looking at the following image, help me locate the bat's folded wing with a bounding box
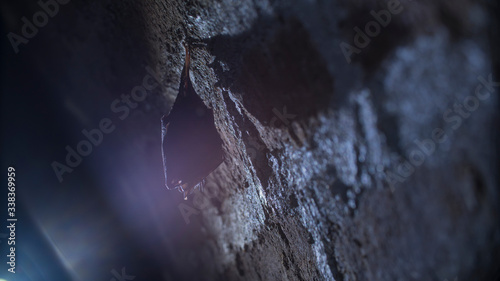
[161,115,173,189]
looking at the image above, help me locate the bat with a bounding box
[161,42,224,200]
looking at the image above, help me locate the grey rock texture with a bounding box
[2,0,499,280]
[146,1,500,280]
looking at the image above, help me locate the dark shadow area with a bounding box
[204,15,335,126]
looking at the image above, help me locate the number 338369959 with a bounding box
[7,167,15,212]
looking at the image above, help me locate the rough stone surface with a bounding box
[3,0,499,280]
[144,1,500,280]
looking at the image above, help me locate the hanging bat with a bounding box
[161,42,224,200]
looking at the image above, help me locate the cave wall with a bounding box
[2,0,499,280]
[143,0,500,280]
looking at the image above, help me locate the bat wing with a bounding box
[161,115,172,189]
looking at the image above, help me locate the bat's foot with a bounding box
[178,183,191,199]
[177,179,206,200]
